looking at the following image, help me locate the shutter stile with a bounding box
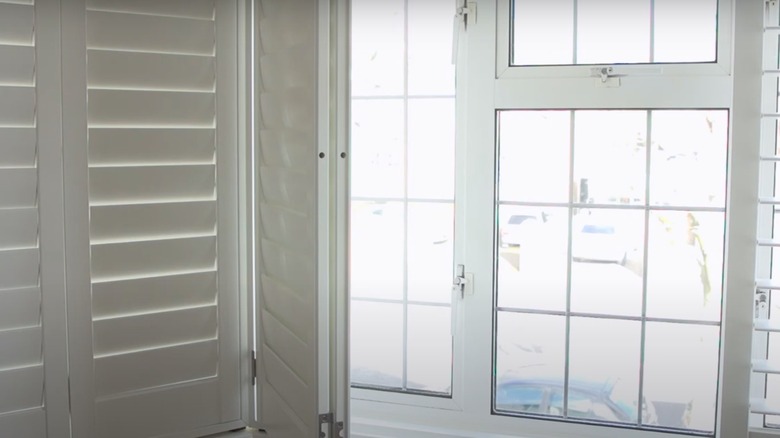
[84,2,230,436]
[0,1,46,436]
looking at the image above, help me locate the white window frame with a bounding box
[495,0,734,79]
[351,1,761,438]
[749,0,780,436]
[346,0,465,413]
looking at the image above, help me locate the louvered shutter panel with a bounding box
[82,1,241,436]
[255,0,332,435]
[0,1,46,437]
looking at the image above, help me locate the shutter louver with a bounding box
[84,2,236,436]
[0,1,46,437]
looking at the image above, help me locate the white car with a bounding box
[499,213,544,248]
[572,222,627,265]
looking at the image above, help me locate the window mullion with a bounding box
[563,110,576,419]
[637,110,653,426]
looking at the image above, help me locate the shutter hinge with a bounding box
[319,412,334,438]
[251,350,257,385]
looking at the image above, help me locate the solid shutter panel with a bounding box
[0,1,46,436]
[83,1,241,436]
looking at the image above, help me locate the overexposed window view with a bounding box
[511,0,718,66]
[496,110,727,433]
[350,0,455,395]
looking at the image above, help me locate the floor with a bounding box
[206,429,265,437]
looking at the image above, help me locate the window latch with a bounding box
[590,66,622,88]
[453,264,473,299]
[757,289,769,318]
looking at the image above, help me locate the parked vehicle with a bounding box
[496,375,659,426]
[572,221,627,264]
[499,213,544,248]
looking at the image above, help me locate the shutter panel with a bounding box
[0,1,46,436]
[255,0,331,436]
[82,1,241,436]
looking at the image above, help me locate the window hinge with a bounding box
[456,2,476,29]
[251,350,257,386]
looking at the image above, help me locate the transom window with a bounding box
[510,0,719,66]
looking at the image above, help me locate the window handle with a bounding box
[453,264,473,299]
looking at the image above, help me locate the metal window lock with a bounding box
[453,264,474,298]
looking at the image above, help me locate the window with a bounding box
[750,0,780,430]
[510,0,718,66]
[350,1,760,438]
[350,0,456,396]
[495,109,727,433]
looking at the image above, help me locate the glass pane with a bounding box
[351,0,404,96]
[408,0,455,95]
[654,0,717,63]
[766,332,780,427]
[408,202,454,304]
[350,99,405,198]
[774,209,780,279]
[573,111,646,206]
[497,206,568,312]
[408,98,455,200]
[644,323,719,432]
[496,313,566,415]
[571,209,645,317]
[510,0,718,66]
[512,0,574,66]
[350,201,404,300]
[649,110,728,208]
[407,305,452,392]
[568,318,641,424]
[646,211,725,321]
[498,111,571,203]
[577,0,651,65]
[768,376,780,427]
[350,301,403,387]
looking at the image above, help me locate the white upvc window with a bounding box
[750,0,780,435]
[349,0,459,406]
[350,1,761,438]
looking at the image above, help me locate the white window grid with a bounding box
[492,109,728,434]
[349,0,456,397]
[751,0,780,430]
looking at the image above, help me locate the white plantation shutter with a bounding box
[0,1,46,436]
[255,0,334,436]
[63,1,242,437]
